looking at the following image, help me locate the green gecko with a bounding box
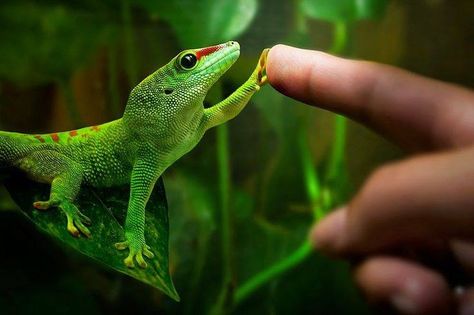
[0,41,268,268]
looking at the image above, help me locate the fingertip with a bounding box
[355,257,452,315]
[267,44,296,91]
[266,44,363,114]
[310,207,349,255]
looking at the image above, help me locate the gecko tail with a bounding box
[0,131,14,167]
[0,131,31,167]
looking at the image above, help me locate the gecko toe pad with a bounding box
[254,48,269,87]
[115,241,155,269]
[61,203,92,238]
[115,240,154,269]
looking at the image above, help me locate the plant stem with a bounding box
[235,242,312,305]
[329,21,348,55]
[325,22,349,185]
[325,114,347,183]
[217,123,232,285]
[208,123,234,315]
[107,46,121,119]
[57,78,83,127]
[294,0,307,34]
[121,0,139,86]
[234,124,324,306]
[233,21,350,306]
[185,229,212,315]
[298,122,323,220]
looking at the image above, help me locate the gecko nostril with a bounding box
[228,41,240,49]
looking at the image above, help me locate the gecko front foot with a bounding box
[115,236,154,269]
[251,48,269,89]
[33,199,92,238]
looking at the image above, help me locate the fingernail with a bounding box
[310,207,348,252]
[390,279,421,315]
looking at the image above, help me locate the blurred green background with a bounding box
[0,0,473,314]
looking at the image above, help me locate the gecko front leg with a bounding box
[115,157,160,268]
[201,48,269,130]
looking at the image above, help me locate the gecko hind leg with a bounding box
[34,197,91,237]
[19,150,91,238]
[35,176,91,238]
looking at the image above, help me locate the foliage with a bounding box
[2,170,178,301]
[301,0,388,22]
[135,0,257,47]
[0,2,113,85]
[0,0,398,314]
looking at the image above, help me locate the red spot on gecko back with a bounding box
[90,125,100,132]
[196,45,223,60]
[69,130,78,137]
[50,133,60,143]
[34,135,45,143]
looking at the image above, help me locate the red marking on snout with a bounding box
[50,133,60,143]
[34,135,45,143]
[69,130,78,137]
[90,125,100,132]
[196,45,223,60]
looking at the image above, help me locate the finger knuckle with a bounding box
[361,163,402,198]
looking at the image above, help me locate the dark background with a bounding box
[0,0,473,314]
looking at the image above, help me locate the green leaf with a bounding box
[0,3,114,85]
[300,0,388,22]
[135,0,258,47]
[2,171,179,301]
[355,0,389,19]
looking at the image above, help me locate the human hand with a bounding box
[267,44,474,315]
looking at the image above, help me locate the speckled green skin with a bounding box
[0,41,268,268]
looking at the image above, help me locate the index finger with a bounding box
[267,45,474,151]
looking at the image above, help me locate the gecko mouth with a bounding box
[196,46,240,76]
[202,50,240,108]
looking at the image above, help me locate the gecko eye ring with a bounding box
[180,53,197,70]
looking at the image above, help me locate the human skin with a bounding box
[267,44,474,315]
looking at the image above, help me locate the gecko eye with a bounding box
[180,53,197,69]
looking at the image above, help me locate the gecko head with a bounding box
[124,41,240,130]
[124,42,240,125]
[160,41,240,100]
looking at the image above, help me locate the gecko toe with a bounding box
[33,200,51,210]
[253,48,269,87]
[115,241,129,250]
[67,222,80,237]
[143,245,154,259]
[62,202,92,238]
[77,211,92,226]
[115,238,153,269]
[75,219,92,238]
[136,252,148,269]
[66,214,91,238]
[124,255,135,268]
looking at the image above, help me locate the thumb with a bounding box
[311,147,474,255]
